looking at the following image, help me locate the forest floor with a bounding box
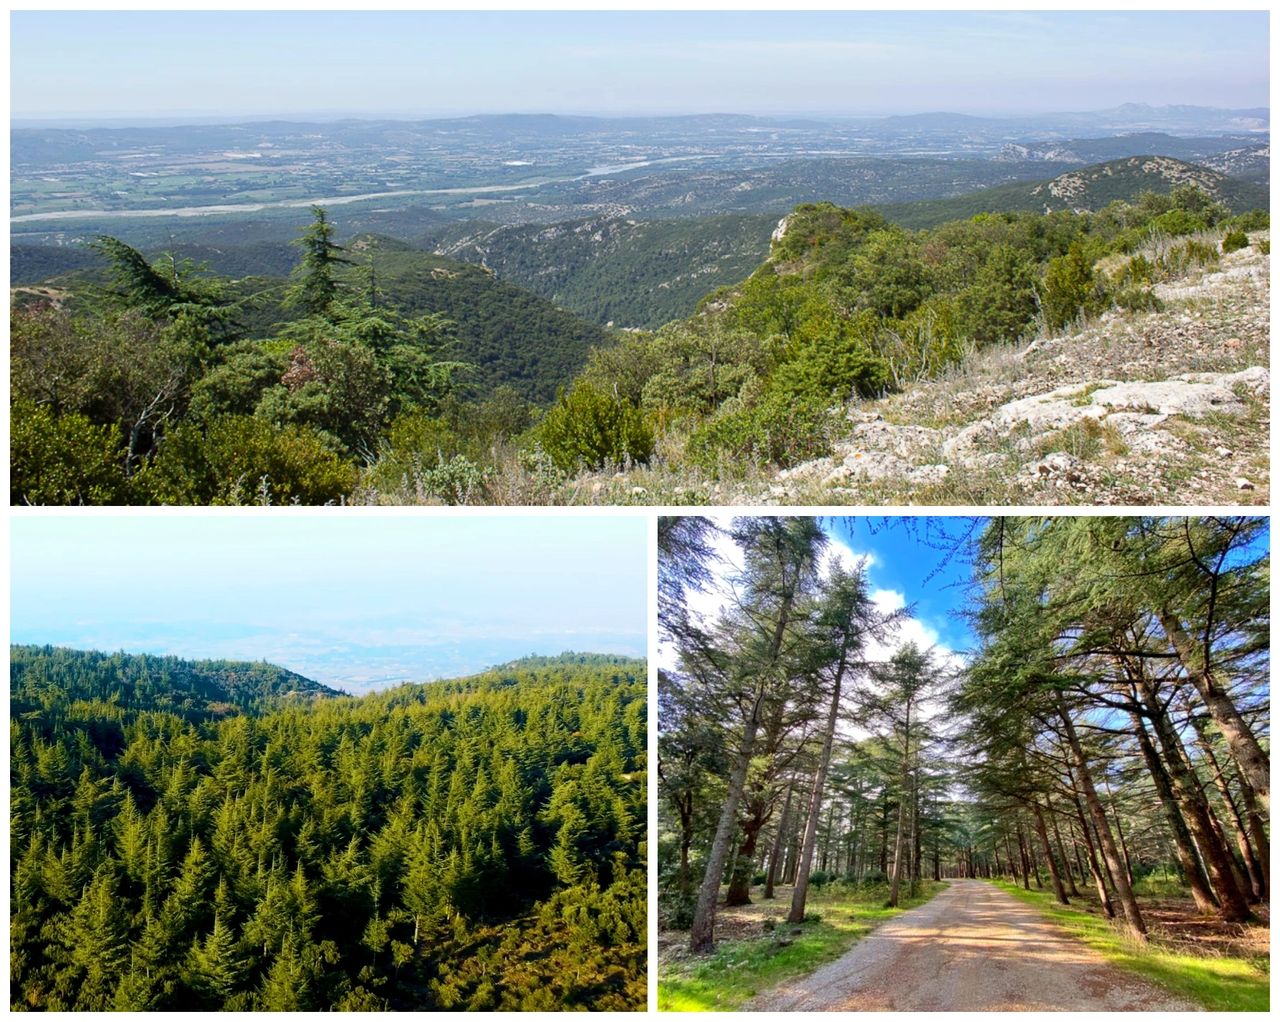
[566,233,1269,507]
[656,880,944,1011]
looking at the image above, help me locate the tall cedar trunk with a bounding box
[819,800,836,873]
[1058,699,1146,939]
[1016,823,1031,890]
[912,773,922,888]
[764,779,794,899]
[689,711,759,951]
[1130,711,1219,914]
[1104,774,1135,887]
[1138,677,1251,922]
[879,797,890,876]
[1068,791,1115,919]
[1235,770,1271,897]
[725,810,766,905]
[887,698,911,907]
[1192,718,1266,900]
[1159,609,1270,814]
[690,554,801,952]
[676,790,695,897]
[1050,808,1081,898]
[1029,809,1070,906]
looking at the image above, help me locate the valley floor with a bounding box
[567,236,1269,507]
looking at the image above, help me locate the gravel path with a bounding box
[750,879,1198,1012]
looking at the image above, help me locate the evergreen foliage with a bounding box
[10,650,647,1010]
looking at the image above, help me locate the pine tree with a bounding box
[285,206,349,320]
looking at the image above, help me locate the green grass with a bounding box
[992,880,1269,1011]
[658,880,946,1011]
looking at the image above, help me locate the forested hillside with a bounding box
[11,650,647,1010]
[12,180,1268,506]
[11,646,339,719]
[427,213,778,329]
[878,156,1267,229]
[658,516,1269,1009]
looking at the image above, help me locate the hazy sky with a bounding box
[10,514,648,688]
[11,10,1269,121]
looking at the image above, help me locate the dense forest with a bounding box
[12,184,1268,505]
[10,648,647,1010]
[658,516,1268,994]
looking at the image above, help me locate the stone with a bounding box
[907,464,951,486]
[1236,478,1256,491]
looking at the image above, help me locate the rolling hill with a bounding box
[426,213,778,329]
[9,644,340,720]
[877,156,1268,229]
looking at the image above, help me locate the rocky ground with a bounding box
[569,234,1269,506]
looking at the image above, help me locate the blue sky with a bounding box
[11,10,1269,120]
[10,515,648,690]
[677,515,980,674]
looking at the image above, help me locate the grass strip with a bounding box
[992,879,1269,1012]
[658,880,946,1011]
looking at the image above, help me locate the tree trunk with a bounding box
[764,779,794,900]
[1032,801,1069,904]
[689,714,758,952]
[725,813,765,907]
[1058,698,1146,940]
[1192,719,1266,900]
[1068,796,1115,919]
[1159,609,1270,814]
[1050,808,1080,898]
[887,699,912,908]
[1236,770,1271,897]
[1138,678,1251,923]
[1130,711,1218,915]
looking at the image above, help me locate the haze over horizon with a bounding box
[10,516,648,691]
[11,10,1269,122]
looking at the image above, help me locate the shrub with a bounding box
[687,389,835,471]
[808,871,832,889]
[1040,243,1108,331]
[1229,209,1269,232]
[140,414,358,505]
[769,330,892,403]
[1221,229,1250,254]
[1154,238,1220,278]
[658,890,695,931]
[535,381,654,472]
[11,399,129,505]
[1259,238,1271,256]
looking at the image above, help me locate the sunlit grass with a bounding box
[993,880,1269,1011]
[658,880,946,1011]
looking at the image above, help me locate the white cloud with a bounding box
[871,588,906,614]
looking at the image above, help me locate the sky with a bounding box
[10,10,1269,121]
[678,515,979,671]
[9,514,648,690]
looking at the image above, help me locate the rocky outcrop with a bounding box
[764,236,1270,505]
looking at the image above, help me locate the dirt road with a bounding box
[751,879,1196,1012]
